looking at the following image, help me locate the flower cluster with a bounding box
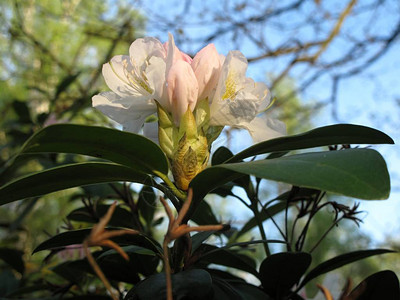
[93,33,285,189]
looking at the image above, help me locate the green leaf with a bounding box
[191,199,220,226]
[125,269,213,300]
[187,168,242,222]
[193,244,259,277]
[19,124,168,175]
[33,228,162,255]
[12,100,32,124]
[212,146,234,165]
[228,124,394,162]
[67,204,137,229]
[348,270,400,300]
[0,248,25,274]
[191,231,219,254]
[138,186,157,227]
[300,249,396,288]
[219,149,390,200]
[259,252,311,299]
[0,269,19,297]
[0,162,154,205]
[98,245,156,258]
[207,269,272,300]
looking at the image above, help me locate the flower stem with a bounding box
[83,240,119,300]
[154,171,187,201]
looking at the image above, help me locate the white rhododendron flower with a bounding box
[92,33,285,189]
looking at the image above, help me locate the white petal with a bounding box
[146,56,168,104]
[238,114,286,143]
[143,121,159,144]
[129,37,166,67]
[92,92,156,133]
[102,55,149,100]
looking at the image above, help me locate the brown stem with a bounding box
[83,240,119,300]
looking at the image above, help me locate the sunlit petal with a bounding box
[92,92,156,133]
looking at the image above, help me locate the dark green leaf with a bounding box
[191,231,218,254]
[98,245,155,258]
[12,100,31,124]
[191,199,220,226]
[194,244,259,277]
[219,149,390,200]
[228,124,394,162]
[138,186,157,227]
[212,146,234,165]
[53,254,143,284]
[348,270,399,300]
[211,147,252,196]
[52,261,86,284]
[259,252,311,298]
[208,269,272,300]
[0,248,25,274]
[19,124,168,175]
[300,249,396,288]
[125,269,213,300]
[67,204,137,229]
[187,168,242,222]
[0,162,154,205]
[33,228,162,255]
[0,269,19,297]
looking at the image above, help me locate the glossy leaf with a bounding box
[211,276,271,300]
[67,204,137,229]
[300,249,396,288]
[19,124,168,174]
[33,228,162,255]
[348,270,400,300]
[259,252,311,299]
[219,149,390,200]
[191,199,221,226]
[194,244,259,277]
[98,245,156,259]
[228,124,394,162]
[138,186,157,227]
[0,162,154,205]
[191,231,219,254]
[125,269,213,300]
[212,146,234,165]
[187,167,242,222]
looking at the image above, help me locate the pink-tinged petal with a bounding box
[129,37,166,66]
[164,40,192,63]
[165,33,182,73]
[167,60,199,124]
[92,92,156,133]
[180,51,193,63]
[191,43,221,100]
